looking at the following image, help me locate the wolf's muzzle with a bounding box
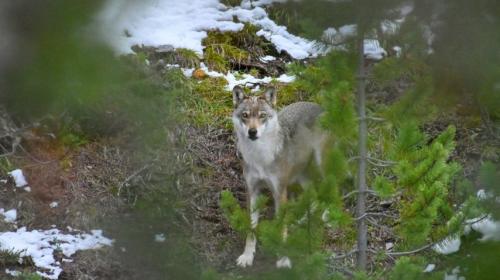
[248,128,258,140]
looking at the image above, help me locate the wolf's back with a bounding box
[278,102,323,138]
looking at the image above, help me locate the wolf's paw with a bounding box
[276,256,292,268]
[236,253,254,268]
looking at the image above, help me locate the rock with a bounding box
[192,68,207,80]
[155,44,175,53]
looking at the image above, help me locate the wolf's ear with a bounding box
[232,86,245,107]
[263,87,277,106]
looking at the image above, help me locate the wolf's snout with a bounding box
[248,128,258,140]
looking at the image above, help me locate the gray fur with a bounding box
[278,102,323,139]
[232,86,328,268]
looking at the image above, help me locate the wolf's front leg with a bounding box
[272,180,292,269]
[237,186,259,267]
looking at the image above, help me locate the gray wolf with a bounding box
[231,85,327,268]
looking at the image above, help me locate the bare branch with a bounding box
[342,189,377,200]
[385,242,435,257]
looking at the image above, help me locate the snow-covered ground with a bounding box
[98,0,320,59]
[181,63,295,90]
[96,0,395,90]
[98,0,391,61]
[1,168,114,279]
[0,227,113,279]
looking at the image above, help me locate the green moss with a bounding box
[202,23,275,72]
[274,82,311,107]
[204,44,249,72]
[170,48,200,69]
[185,77,233,129]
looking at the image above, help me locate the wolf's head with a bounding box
[232,86,278,141]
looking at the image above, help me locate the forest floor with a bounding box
[1,52,498,279]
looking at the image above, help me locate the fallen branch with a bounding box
[330,249,358,260]
[342,189,377,200]
[385,242,435,257]
[358,116,386,122]
[355,212,397,221]
[367,156,396,167]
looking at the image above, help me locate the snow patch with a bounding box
[393,46,402,57]
[476,189,491,200]
[381,19,402,35]
[154,233,166,243]
[241,0,287,8]
[49,202,59,208]
[223,71,295,91]
[467,216,500,241]
[0,227,113,279]
[259,55,276,62]
[182,63,295,91]
[322,26,387,59]
[433,236,461,255]
[0,208,17,223]
[423,263,435,273]
[8,169,28,187]
[322,24,357,45]
[364,39,387,60]
[5,269,20,277]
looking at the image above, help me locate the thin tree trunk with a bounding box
[355,33,368,271]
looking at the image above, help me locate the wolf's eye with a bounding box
[259,112,267,119]
[241,112,249,118]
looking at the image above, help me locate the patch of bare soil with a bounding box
[180,125,245,270]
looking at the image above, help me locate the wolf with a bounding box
[231,85,327,268]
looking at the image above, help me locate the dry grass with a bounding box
[179,125,245,269]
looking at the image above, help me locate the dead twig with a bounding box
[117,158,158,196]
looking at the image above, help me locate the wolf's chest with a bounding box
[240,140,279,165]
[238,137,282,176]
